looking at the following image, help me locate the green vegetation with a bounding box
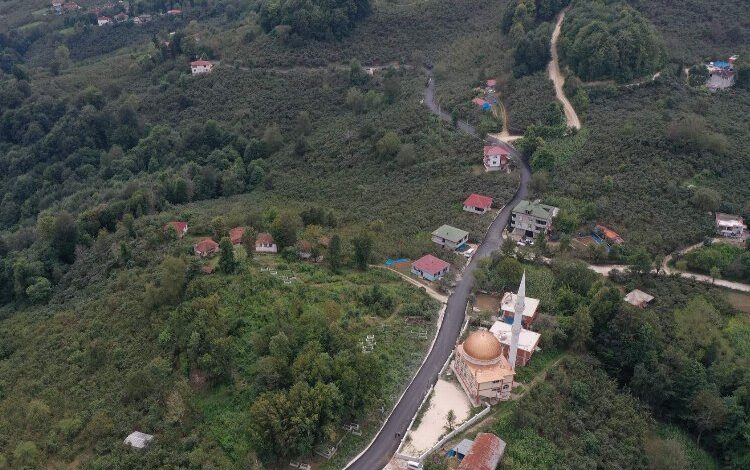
[679,243,750,282]
[259,0,372,40]
[559,0,665,82]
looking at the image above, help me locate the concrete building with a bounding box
[490,321,541,367]
[510,200,559,239]
[715,213,746,237]
[483,145,510,172]
[463,194,493,214]
[255,232,277,253]
[190,60,214,75]
[457,433,506,470]
[500,292,540,327]
[411,254,450,281]
[432,224,469,250]
[452,330,515,406]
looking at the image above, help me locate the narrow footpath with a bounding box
[344,73,531,470]
[548,9,581,130]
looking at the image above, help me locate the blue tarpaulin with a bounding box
[384,258,409,266]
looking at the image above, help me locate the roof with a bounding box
[412,254,450,275]
[463,330,503,361]
[713,61,731,69]
[472,97,488,106]
[165,221,187,234]
[624,289,654,306]
[167,9,182,14]
[715,212,745,226]
[256,232,274,245]
[456,343,514,382]
[500,292,540,318]
[191,60,213,66]
[595,225,624,244]
[432,224,469,243]
[464,194,493,209]
[229,227,245,245]
[453,438,474,456]
[458,433,506,470]
[483,145,510,157]
[490,321,541,353]
[124,431,154,449]
[486,79,497,87]
[512,200,558,220]
[194,238,219,253]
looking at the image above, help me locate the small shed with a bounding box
[447,438,474,460]
[124,431,154,449]
[458,433,506,470]
[624,289,654,308]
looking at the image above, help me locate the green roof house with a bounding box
[431,224,469,250]
[510,200,559,239]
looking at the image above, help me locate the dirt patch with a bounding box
[728,292,750,314]
[474,293,502,313]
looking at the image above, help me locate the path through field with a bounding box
[548,10,581,130]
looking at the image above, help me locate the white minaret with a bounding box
[508,271,526,370]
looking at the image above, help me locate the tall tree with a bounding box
[218,238,237,274]
[327,235,342,273]
[352,233,373,270]
[51,211,79,264]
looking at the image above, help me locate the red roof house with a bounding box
[483,145,510,172]
[411,254,450,281]
[486,79,497,87]
[229,227,245,245]
[472,97,488,107]
[194,238,219,257]
[255,232,277,253]
[458,433,507,470]
[164,221,188,238]
[594,225,624,245]
[167,9,182,14]
[463,194,494,214]
[190,60,214,75]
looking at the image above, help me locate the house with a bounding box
[97,16,112,25]
[446,438,474,460]
[296,240,313,259]
[52,0,63,13]
[500,292,540,327]
[715,213,747,237]
[490,321,541,367]
[62,2,81,12]
[194,238,219,257]
[457,433,507,470]
[411,254,450,281]
[472,97,491,111]
[255,232,277,253]
[483,145,510,172]
[624,289,654,308]
[164,221,188,238]
[463,194,493,214]
[190,60,214,75]
[167,9,182,15]
[510,200,559,239]
[486,79,497,89]
[124,431,154,449]
[133,14,152,25]
[229,227,245,245]
[114,12,129,22]
[594,225,624,245]
[452,330,515,406]
[707,57,737,89]
[432,224,469,250]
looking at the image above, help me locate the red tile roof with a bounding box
[472,97,488,107]
[194,238,219,254]
[229,227,245,245]
[191,60,212,66]
[458,433,506,470]
[483,145,510,157]
[256,232,274,245]
[464,194,493,210]
[164,221,188,236]
[412,254,450,276]
[486,79,497,87]
[167,9,182,14]
[595,225,624,244]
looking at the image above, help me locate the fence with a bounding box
[418,405,492,461]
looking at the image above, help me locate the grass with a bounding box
[651,423,719,470]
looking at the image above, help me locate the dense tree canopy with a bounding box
[259,0,372,40]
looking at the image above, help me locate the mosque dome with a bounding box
[462,330,503,363]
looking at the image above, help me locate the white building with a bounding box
[431,224,469,250]
[97,16,112,26]
[452,330,515,406]
[190,60,214,75]
[500,292,540,327]
[510,200,559,239]
[490,320,541,368]
[255,232,277,253]
[715,212,746,237]
[483,145,510,172]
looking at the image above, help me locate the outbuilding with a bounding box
[624,289,654,308]
[124,431,154,449]
[457,433,506,470]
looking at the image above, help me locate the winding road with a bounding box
[344,74,531,470]
[549,10,581,130]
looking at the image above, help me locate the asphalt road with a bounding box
[344,74,531,470]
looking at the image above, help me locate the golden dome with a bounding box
[462,330,503,362]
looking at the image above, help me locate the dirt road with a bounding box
[548,10,581,130]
